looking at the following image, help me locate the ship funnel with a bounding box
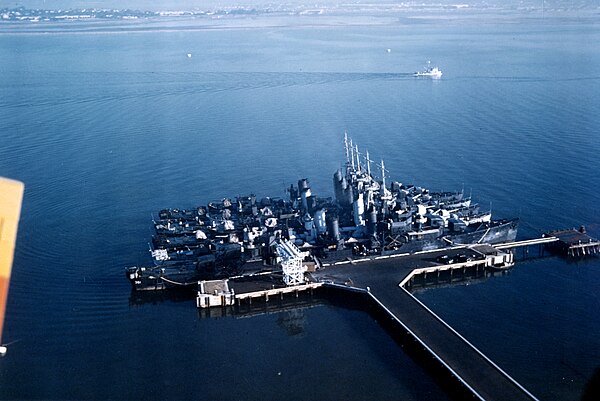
[298,178,311,211]
[298,178,310,192]
[315,209,327,234]
[333,170,344,204]
[288,184,298,202]
[367,207,377,237]
[328,215,341,243]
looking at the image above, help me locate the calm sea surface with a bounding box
[1,16,599,400]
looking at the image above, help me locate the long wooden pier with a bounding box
[366,286,536,400]
[198,245,537,399]
[311,246,538,401]
[494,236,559,249]
[495,229,600,257]
[198,231,599,399]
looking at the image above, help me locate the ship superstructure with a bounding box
[126,134,518,290]
[328,133,517,256]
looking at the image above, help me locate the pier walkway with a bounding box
[198,232,599,398]
[312,249,538,401]
[495,229,600,257]
[495,236,558,249]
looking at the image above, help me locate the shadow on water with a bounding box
[320,286,478,401]
[124,251,598,401]
[197,292,326,322]
[581,366,600,401]
[128,284,466,399]
[128,288,196,307]
[409,267,505,294]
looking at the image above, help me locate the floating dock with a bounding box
[197,243,536,400]
[195,230,600,400]
[311,245,538,401]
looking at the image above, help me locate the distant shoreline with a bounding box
[1,9,598,36]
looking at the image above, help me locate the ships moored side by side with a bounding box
[126,133,517,291]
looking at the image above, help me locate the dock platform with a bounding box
[197,274,322,308]
[544,227,600,257]
[312,246,538,401]
[198,244,535,399]
[196,231,600,400]
[493,227,600,258]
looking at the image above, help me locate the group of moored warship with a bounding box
[127,134,518,291]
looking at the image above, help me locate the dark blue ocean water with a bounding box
[1,17,599,400]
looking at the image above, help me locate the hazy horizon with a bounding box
[1,0,599,12]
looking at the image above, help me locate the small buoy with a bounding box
[0,345,7,356]
[386,48,391,53]
[187,53,192,58]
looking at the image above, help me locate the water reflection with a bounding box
[277,309,307,337]
[128,289,195,307]
[409,267,512,294]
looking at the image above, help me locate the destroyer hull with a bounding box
[449,219,519,246]
[378,219,518,256]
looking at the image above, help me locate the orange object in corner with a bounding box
[0,177,24,347]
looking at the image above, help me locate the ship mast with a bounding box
[349,138,355,171]
[344,131,350,166]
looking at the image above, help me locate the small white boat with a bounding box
[414,61,442,78]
